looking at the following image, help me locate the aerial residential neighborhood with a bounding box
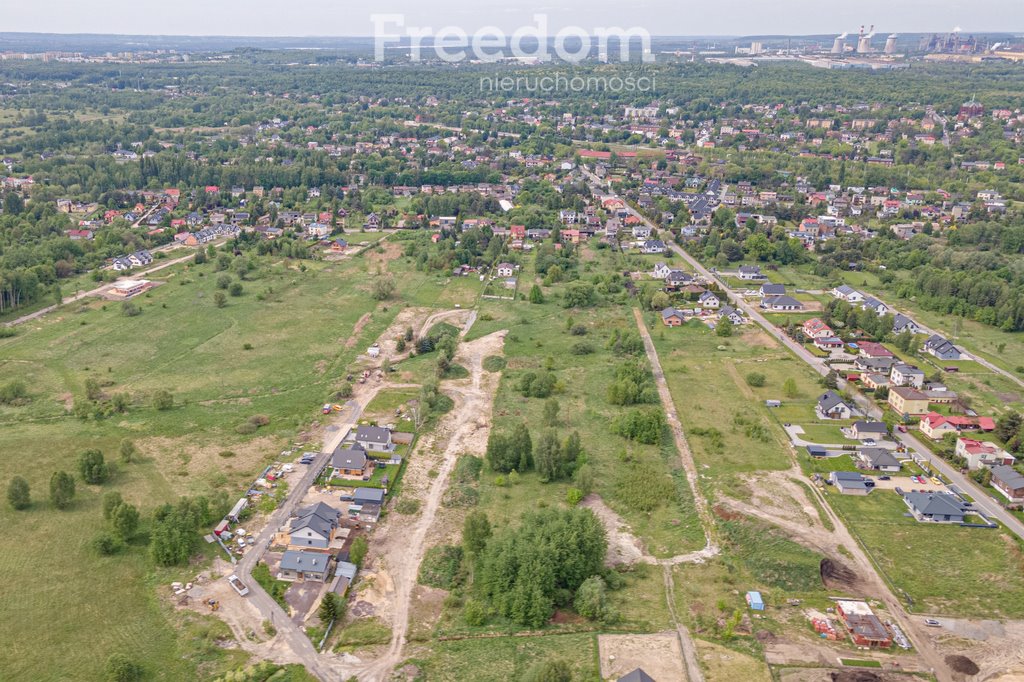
[4,16,1024,682]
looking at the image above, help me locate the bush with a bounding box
[522,659,572,682]
[153,390,173,410]
[394,498,421,515]
[453,455,483,483]
[120,302,141,317]
[7,476,30,510]
[613,409,665,444]
[78,449,110,484]
[235,422,257,435]
[105,653,141,682]
[570,341,595,355]
[229,282,244,297]
[745,372,766,387]
[462,599,488,626]
[418,545,465,589]
[0,379,29,405]
[482,356,506,372]
[518,371,557,398]
[569,324,588,336]
[615,464,675,512]
[93,531,124,556]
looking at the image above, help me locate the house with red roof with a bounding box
[956,438,1015,470]
[857,341,893,359]
[919,412,996,440]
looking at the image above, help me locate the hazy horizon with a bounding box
[4,1,1024,40]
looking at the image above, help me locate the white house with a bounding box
[831,284,864,303]
[496,262,516,278]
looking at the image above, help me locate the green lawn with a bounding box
[407,632,598,682]
[0,236,472,681]
[827,489,1024,617]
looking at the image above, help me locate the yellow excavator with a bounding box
[206,599,220,612]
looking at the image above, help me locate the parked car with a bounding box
[863,438,876,446]
[924,619,941,627]
[322,403,332,414]
[879,476,890,481]
[931,477,942,485]
[897,425,907,433]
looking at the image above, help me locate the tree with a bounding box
[49,471,76,509]
[745,372,766,387]
[119,439,136,463]
[716,321,733,337]
[782,377,799,398]
[7,476,30,510]
[193,248,206,265]
[574,575,616,623]
[563,282,597,308]
[214,291,227,308]
[150,497,209,566]
[153,390,173,410]
[534,431,565,482]
[372,274,396,300]
[319,592,343,624]
[228,282,244,297]
[463,510,492,554]
[104,653,141,682]
[111,503,140,540]
[78,449,110,484]
[651,291,670,310]
[573,463,594,496]
[521,659,572,682]
[543,398,560,427]
[350,536,369,567]
[102,491,124,520]
[216,274,232,290]
[529,284,545,304]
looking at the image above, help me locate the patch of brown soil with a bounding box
[820,558,860,590]
[829,673,881,682]
[945,654,980,676]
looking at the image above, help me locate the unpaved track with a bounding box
[354,329,505,681]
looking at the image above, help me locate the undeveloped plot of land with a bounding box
[345,312,373,348]
[931,618,1024,681]
[599,633,686,682]
[696,638,772,682]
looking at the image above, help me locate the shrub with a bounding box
[613,409,665,444]
[453,455,483,483]
[93,531,124,556]
[745,372,766,387]
[570,341,595,355]
[7,476,30,510]
[121,302,141,317]
[229,282,244,297]
[394,498,421,515]
[418,545,465,589]
[0,380,29,405]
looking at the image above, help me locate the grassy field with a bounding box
[407,632,599,681]
[827,489,1024,617]
[650,319,820,495]
[0,237,476,681]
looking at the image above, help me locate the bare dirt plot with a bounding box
[345,312,373,348]
[696,638,772,682]
[580,493,654,567]
[369,306,432,358]
[930,618,1024,681]
[598,633,687,682]
[365,240,404,272]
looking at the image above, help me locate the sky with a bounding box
[4,0,1024,38]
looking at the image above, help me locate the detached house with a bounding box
[642,239,666,254]
[355,425,394,453]
[890,363,925,389]
[287,502,342,549]
[802,318,834,340]
[991,466,1024,503]
[279,550,331,582]
[760,295,804,312]
[888,387,930,418]
[698,291,720,309]
[331,446,369,478]
[759,283,786,297]
[718,306,744,325]
[661,308,685,327]
[956,438,1015,470]
[831,284,864,303]
[738,265,766,281]
[816,391,853,420]
[903,492,969,523]
[923,334,962,361]
[850,420,887,441]
[856,448,901,472]
[652,262,672,279]
[919,412,996,440]
[892,314,922,335]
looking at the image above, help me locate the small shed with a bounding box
[746,591,765,611]
[806,445,828,458]
[765,400,781,408]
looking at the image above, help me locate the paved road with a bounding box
[4,244,213,328]
[584,171,1024,544]
[233,396,370,681]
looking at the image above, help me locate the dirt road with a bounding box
[355,329,505,681]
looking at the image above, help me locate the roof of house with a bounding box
[279,550,331,573]
[355,425,391,444]
[618,669,656,682]
[921,412,996,431]
[763,294,803,308]
[834,284,859,296]
[992,465,1024,489]
[857,448,900,469]
[331,447,368,470]
[892,363,924,375]
[353,487,386,504]
[738,265,762,273]
[289,502,341,537]
[760,283,786,295]
[817,390,849,412]
[903,492,969,517]
[892,313,918,330]
[661,307,684,320]
[699,291,719,301]
[890,386,927,401]
[857,341,893,357]
[853,420,887,433]
[335,561,358,581]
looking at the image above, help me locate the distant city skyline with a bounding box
[4,0,1024,39]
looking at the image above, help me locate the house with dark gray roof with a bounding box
[288,502,342,549]
[849,420,887,440]
[830,471,872,495]
[618,669,656,682]
[759,283,786,297]
[991,465,1024,503]
[331,445,368,477]
[279,550,332,582]
[760,294,804,312]
[923,334,962,361]
[349,487,386,523]
[855,448,901,472]
[738,265,765,280]
[902,492,969,523]
[718,305,744,325]
[816,391,853,420]
[892,313,922,335]
[355,425,394,453]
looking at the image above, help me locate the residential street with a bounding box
[582,170,1024,545]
